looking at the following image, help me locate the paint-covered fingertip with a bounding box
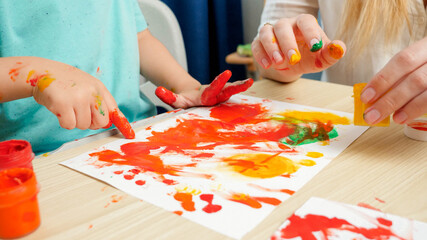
[111,109,136,139]
[328,43,344,59]
[155,86,176,106]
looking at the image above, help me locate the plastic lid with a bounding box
[0,140,34,167]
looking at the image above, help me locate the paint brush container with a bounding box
[0,140,35,171]
[404,114,427,141]
[0,168,41,239]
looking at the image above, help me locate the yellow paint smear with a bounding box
[37,74,56,92]
[279,111,351,125]
[306,152,323,158]
[353,83,390,127]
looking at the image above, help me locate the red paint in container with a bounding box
[0,140,35,171]
[0,168,41,239]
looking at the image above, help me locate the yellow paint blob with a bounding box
[279,111,351,125]
[298,159,316,166]
[353,83,390,126]
[289,49,301,65]
[306,152,324,158]
[37,74,56,92]
[26,70,35,83]
[272,36,277,44]
[224,153,301,178]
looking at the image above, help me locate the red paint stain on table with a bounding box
[375,197,385,203]
[357,202,381,212]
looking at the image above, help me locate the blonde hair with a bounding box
[336,0,412,60]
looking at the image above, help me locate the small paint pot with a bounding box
[404,115,427,141]
[0,168,41,239]
[0,140,35,171]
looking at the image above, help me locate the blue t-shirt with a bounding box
[0,0,156,154]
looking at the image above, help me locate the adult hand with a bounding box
[252,14,346,79]
[361,37,427,125]
[154,70,253,108]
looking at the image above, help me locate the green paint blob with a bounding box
[281,125,338,146]
[310,39,323,52]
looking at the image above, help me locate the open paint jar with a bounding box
[404,114,427,141]
[0,168,41,239]
[0,140,35,171]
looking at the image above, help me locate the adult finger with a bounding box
[259,23,285,65]
[316,40,346,69]
[252,39,271,69]
[394,91,427,124]
[361,37,427,104]
[295,14,328,52]
[273,18,301,65]
[217,78,254,102]
[364,63,427,124]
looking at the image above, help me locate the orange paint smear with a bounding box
[328,43,344,59]
[227,193,281,209]
[8,63,25,81]
[174,192,195,211]
[407,120,427,131]
[173,211,183,216]
[357,202,381,212]
[248,183,295,195]
[110,109,135,139]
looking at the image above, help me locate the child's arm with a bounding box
[137,29,253,109]
[0,57,128,133]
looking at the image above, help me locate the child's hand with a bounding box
[31,66,120,131]
[252,14,346,76]
[155,70,254,109]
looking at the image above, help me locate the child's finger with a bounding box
[259,23,284,65]
[217,78,254,103]
[155,86,177,107]
[201,70,232,106]
[55,108,76,130]
[110,108,135,139]
[295,14,328,52]
[74,103,91,130]
[273,18,302,65]
[251,39,271,69]
[89,94,109,130]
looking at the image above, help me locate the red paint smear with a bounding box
[135,180,146,186]
[110,109,135,139]
[162,179,177,185]
[113,170,123,175]
[377,217,393,227]
[407,120,427,131]
[155,86,176,106]
[375,197,385,204]
[56,113,61,117]
[173,211,183,216]
[210,103,268,125]
[88,224,93,229]
[123,174,134,180]
[193,152,215,158]
[357,202,381,212]
[29,74,48,87]
[174,192,195,211]
[276,67,290,71]
[201,70,232,106]
[111,195,123,203]
[200,194,222,213]
[280,214,403,240]
[285,97,295,101]
[315,58,323,68]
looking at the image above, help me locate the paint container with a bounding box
[0,140,35,171]
[0,168,41,239]
[404,114,427,141]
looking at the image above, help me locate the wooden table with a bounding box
[28,78,427,240]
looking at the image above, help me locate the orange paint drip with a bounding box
[353,83,390,126]
[174,192,195,211]
[328,43,344,59]
[357,202,381,211]
[110,109,135,139]
[173,210,183,216]
[8,63,25,81]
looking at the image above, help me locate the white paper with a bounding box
[61,95,368,239]
[271,197,427,240]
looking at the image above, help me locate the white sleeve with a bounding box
[258,0,319,33]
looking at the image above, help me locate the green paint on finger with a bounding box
[310,39,323,52]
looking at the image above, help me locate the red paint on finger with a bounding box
[155,86,176,106]
[201,70,232,106]
[216,78,254,103]
[315,58,323,68]
[110,109,135,139]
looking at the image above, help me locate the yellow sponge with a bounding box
[353,83,390,126]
